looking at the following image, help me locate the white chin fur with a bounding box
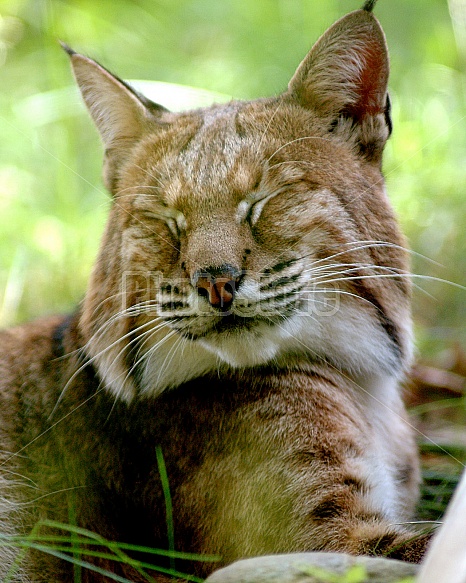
[199,303,405,378]
[198,323,285,368]
[137,302,410,398]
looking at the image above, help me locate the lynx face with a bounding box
[69,8,412,401]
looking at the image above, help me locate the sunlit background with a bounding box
[0,0,465,362]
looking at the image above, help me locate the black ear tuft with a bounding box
[384,93,393,137]
[59,41,76,56]
[362,0,378,12]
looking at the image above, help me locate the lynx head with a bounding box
[67,6,412,401]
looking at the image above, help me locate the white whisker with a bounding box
[310,272,466,292]
[346,240,444,267]
[132,164,166,189]
[50,317,166,417]
[156,334,185,386]
[117,328,179,393]
[266,136,331,163]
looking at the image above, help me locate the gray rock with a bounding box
[205,552,418,583]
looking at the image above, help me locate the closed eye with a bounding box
[143,206,187,238]
[236,187,287,226]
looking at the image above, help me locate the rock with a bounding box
[205,552,418,583]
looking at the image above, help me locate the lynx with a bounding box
[0,2,430,581]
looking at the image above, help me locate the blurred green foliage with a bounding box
[0,0,464,356]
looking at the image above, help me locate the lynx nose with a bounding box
[193,265,241,311]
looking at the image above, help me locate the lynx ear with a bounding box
[63,44,168,191]
[287,9,391,162]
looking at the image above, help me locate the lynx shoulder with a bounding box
[0,4,431,581]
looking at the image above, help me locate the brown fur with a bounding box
[0,7,431,582]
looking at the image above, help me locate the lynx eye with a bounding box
[166,218,180,239]
[167,213,187,239]
[237,187,287,227]
[248,196,272,226]
[145,207,186,239]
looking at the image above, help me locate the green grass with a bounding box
[0,521,220,582]
[1,519,429,582]
[155,446,176,574]
[296,563,415,583]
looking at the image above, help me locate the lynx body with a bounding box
[0,5,429,581]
